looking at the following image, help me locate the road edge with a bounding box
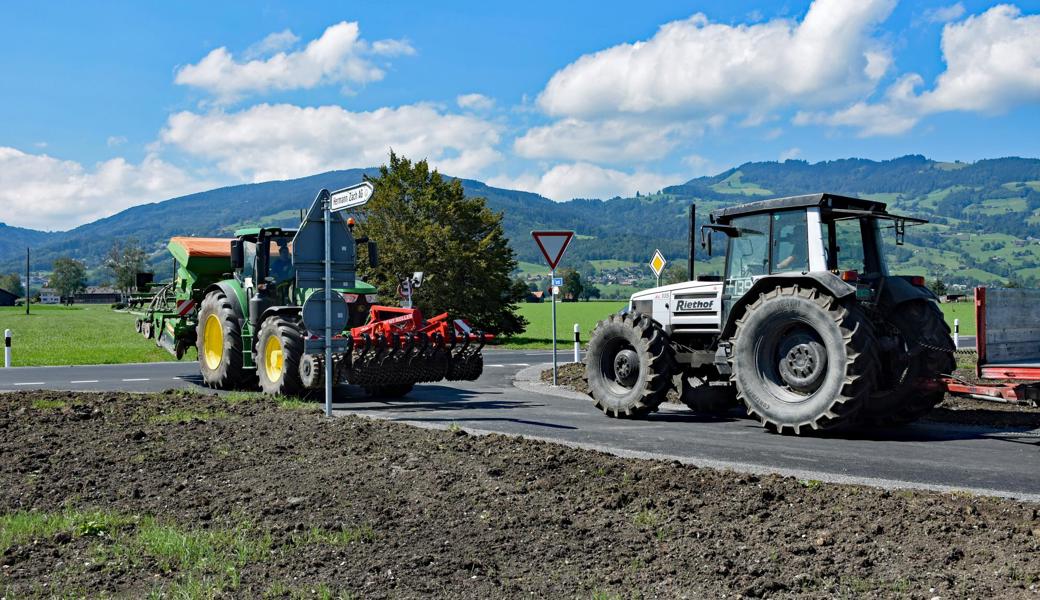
[512,363,589,401]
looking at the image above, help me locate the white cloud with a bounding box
[490,162,679,201]
[514,118,698,163]
[0,147,207,230]
[779,147,802,161]
[923,3,966,23]
[160,103,502,182]
[537,0,895,120]
[106,136,127,148]
[681,154,716,176]
[798,5,1040,136]
[174,21,414,102]
[243,29,300,59]
[456,93,495,111]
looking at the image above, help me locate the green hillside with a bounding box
[5,155,1040,289]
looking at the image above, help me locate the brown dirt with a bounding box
[2,390,1040,598]
[548,362,1040,429]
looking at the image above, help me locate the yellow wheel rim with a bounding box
[264,334,284,383]
[202,314,224,371]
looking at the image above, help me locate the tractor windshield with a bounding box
[268,237,294,284]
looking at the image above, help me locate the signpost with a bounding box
[531,230,575,385]
[649,249,667,287]
[295,181,373,417]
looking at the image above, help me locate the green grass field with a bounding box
[0,299,983,363]
[0,305,182,367]
[503,301,627,348]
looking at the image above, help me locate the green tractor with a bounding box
[137,189,488,397]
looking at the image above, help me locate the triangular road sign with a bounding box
[531,230,575,270]
[649,249,667,277]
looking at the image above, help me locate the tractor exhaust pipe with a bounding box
[688,203,696,282]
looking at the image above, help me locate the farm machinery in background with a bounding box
[585,193,958,434]
[131,189,489,398]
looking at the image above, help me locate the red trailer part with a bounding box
[943,287,1040,405]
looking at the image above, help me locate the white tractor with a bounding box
[584,193,955,434]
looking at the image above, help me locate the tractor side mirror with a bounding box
[368,241,379,268]
[699,224,739,256]
[230,240,244,270]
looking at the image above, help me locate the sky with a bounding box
[1,0,1038,231]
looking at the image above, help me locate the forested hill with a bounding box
[4,155,1040,287]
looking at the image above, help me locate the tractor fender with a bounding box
[877,275,938,310]
[259,306,303,327]
[202,280,248,327]
[720,273,855,339]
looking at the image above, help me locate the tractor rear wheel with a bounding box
[584,312,673,418]
[197,290,249,389]
[862,301,955,426]
[256,316,306,397]
[731,285,876,434]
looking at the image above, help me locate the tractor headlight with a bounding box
[342,293,359,303]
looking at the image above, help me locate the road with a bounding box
[1,348,1037,501]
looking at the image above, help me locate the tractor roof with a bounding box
[233,226,298,239]
[710,193,887,223]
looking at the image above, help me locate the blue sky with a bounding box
[1,0,1038,230]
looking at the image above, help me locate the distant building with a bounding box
[525,290,545,303]
[0,288,16,307]
[39,288,61,305]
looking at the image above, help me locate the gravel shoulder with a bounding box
[2,390,1039,598]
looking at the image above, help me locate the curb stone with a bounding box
[513,363,591,401]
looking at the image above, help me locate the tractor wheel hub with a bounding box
[613,349,640,387]
[777,334,827,393]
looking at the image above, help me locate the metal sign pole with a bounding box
[551,268,557,386]
[323,197,333,418]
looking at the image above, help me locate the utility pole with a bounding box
[25,247,29,315]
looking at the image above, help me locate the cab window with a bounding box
[771,210,808,273]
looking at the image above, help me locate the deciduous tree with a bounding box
[50,257,87,302]
[356,153,527,335]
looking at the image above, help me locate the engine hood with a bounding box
[631,279,722,302]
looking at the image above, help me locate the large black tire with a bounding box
[861,301,955,426]
[731,285,876,434]
[584,312,674,418]
[365,384,414,398]
[256,316,306,397]
[197,290,250,389]
[676,372,739,416]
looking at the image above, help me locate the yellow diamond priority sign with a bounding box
[649,249,667,278]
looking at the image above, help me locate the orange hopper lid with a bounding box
[169,237,233,258]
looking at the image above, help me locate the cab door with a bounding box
[722,213,770,324]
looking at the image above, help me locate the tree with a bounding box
[356,153,527,335]
[559,268,584,300]
[104,239,146,294]
[662,263,688,286]
[928,278,948,297]
[579,283,601,301]
[50,257,88,302]
[0,273,23,296]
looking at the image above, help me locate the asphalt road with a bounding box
[1,348,1037,501]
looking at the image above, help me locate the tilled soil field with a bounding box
[1,390,1039,599]
[545,362,1040,429]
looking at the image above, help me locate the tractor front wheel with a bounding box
[197,290,249,389]
[584,312,673,418]
[731,285,876,434]
[256,316,306,397]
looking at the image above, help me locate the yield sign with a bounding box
[649,249,667,278]
[531,230,574,270]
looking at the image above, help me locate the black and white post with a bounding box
[573,323,580,363]
[4,329,10,368]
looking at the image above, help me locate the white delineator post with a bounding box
[573,323,580,363]
[4,329,10,368]
[953,318,960,348]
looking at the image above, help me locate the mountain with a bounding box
[4,155,1040,289]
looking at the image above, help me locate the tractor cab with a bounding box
[230,227,297,305]
[705,193,930,332]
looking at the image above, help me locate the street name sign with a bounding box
[330,181,374,212]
